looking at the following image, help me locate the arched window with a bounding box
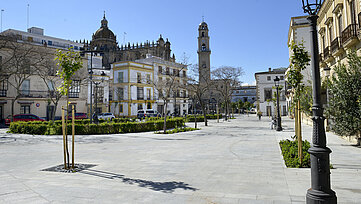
[202,44,206,51]
[202,32,205,37]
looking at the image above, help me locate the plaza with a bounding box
[1,115,361,203]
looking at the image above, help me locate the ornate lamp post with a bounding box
[274,76,282,131]
[301,0,337,203]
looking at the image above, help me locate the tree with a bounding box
[212,66,244,120]
[287,41,310,164]
[0,36,48,121]
[55,48,83,169]
[187,63,213,126]
[326,51,361,145]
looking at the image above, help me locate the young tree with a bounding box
[326,51,361,145]
[212,66,244,120]
[55,48,83,169]
[287,41,310,164]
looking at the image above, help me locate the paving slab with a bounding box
[0,115,360,203]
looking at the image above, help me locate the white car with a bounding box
[97,112,115,120]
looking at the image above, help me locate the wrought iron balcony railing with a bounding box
[341,24,358,45]
[331,37,340,53]
[19,90,58,98]
[323,46,331,59]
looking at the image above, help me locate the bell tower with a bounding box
[198,20,211,84]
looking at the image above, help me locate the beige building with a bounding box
[0,32,104,122]
[317,0,361,79]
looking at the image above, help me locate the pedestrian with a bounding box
[257,111,262,120]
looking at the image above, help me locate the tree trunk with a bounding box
[357,132,361,146]
[65,93,70,169]
[163,101,168,133]
[11,99,15,121]
[202,104,208,126]
[297,100,303,165]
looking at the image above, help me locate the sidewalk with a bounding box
[0,115,360,203]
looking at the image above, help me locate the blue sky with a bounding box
[1,0,306,84]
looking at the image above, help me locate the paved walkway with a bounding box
[0,115,360,203]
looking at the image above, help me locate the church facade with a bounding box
[84,14,176,69]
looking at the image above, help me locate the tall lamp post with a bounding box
[93,71,106,124]
[274,76,282,131]
[301,0,337,203]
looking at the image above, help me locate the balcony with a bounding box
[323,46,331,60]
[341,24,359,47]
[19,90,57,98]
[331,37,344,56]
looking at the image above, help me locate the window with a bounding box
[146,74,151,84]
[69,80,80,98]
[119,104,123,113]
[166,67,170,75]
[202,44,206,51]
[202,32,205,37]
[48,81,54,91]
[20,105,30,114]
[147,102,151,109]
[328,26,333,42]
[137,87,144,100]
[338,14,343,36]
[138,104,143,110]
[322,36,326,50]
[137,73,142,83]
[158,66,162,74]
[264,89,272,101]
[267,76,271,81]
[118,72,124,83]
[23,59,30,74]
[0,80,8,97]
[183,70,186,78]
[147,89,151,100]
[117,87,124,100]
[48,40,53,46]
[21,79,30,96]
[96,87,104,102]
[350,0,356,24]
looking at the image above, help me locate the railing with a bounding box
[19,90,57,98]
[331,37,340,53]
[323,46,330,59]
[341,24,358,44]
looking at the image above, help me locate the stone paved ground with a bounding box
[0,115,360,203]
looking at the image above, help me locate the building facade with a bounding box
[255,68,288,117]
[86,14,175,69]
[317,0,361,80]
[231,85,257,104]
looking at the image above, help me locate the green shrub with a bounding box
[279,139,311,168]
[155,127,200,134]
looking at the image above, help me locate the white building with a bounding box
[1,27,83,51]
[255,68,287,117]
[136,55,188,116]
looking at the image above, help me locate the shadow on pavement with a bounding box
[79,169,198,193]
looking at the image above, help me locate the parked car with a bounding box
[96,112,115,120]
[68,112,88,120]
[146,109,161,117]
[137,110,147,119]
[11,114,45,123]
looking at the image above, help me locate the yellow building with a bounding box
[317,0,361,78]
[110,61,155,117]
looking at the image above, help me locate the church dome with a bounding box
[93,13,116,41]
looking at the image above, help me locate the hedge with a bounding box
[9,118,184,135]
[279,139,311,168]
[186,114,223,122]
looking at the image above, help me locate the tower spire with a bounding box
[202,15,204,22]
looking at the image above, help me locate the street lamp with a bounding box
[92,71,106,124]
[301,0,337,203]
[274,76,282,131]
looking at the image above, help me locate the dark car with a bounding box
[137,110,147,119]
[68,112,88,120]
[11,114,45,123]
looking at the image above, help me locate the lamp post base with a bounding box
[276,117,282,131]
[306,188,337,204]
